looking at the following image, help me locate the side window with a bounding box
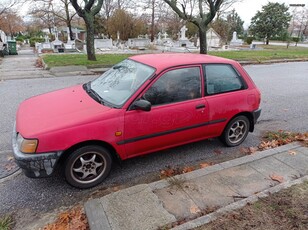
[204,64,244,95]
[143,67,201,106]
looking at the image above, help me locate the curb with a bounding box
[40,55,49,70]
[239,58,308,65]
[171,175,308,230]
[84,142,306,230]
[149,142,302,191]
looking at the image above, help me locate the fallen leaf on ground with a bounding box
[59,212,70,223]
[43,206,88,230]
[258,140,279,150]
[160,168,175,178]
[248,147,258,154]
[190,204,201,214]
[182,166,194,173]
[270,174,284,183]
[288,150,297,155]
[294,133,308,141]
[200,162,212,168]
[7,156,14,161]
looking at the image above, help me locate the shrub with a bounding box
[29,37,45,47]
[292,37,300,43]
[245,36,254,45]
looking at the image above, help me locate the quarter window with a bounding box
[143,67,201,106]
[204,64,244,95]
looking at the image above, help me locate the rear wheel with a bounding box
[64,145,112,189]
[221,115,250,147]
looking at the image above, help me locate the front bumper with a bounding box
[12,127,63,178]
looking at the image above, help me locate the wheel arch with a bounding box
[58,140,121,167]
[227,112,254,132]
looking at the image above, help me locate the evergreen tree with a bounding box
[249,2,291,45]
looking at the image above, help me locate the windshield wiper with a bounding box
[83,82,105,105]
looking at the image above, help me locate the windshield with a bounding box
[90,59,155,107]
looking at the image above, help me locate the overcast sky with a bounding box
[234,0,307,28]
[20,0,307,28]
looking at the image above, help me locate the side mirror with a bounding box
[130,99,151,111]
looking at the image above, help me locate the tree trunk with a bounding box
[199,26,208,54]
[266,37,269,45]
[68,21,74,40]
[150,0,155,42]
[84,13,96,61]
[65,2,73,40]
[70,0,103,61]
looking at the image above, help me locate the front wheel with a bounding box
[221,116,250,147]
[64,145,112,189]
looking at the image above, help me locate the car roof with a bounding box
[129,53,237,72]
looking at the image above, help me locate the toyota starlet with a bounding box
[13,53,261,188]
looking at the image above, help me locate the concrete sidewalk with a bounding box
[0,46,54,81]
[84,142,308,230]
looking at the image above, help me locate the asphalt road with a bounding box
[0,62,307,228]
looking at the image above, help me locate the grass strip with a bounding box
[41,45,308,68]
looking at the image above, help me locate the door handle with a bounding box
[196,104,206,109]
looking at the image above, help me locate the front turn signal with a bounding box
[17,134,38,154]
[20,139,38,153]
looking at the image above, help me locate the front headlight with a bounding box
[17,134,38,154]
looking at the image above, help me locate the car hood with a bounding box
[16,84,112,137]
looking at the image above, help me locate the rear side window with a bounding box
[204,64,245,95]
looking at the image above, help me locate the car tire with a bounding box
[221,115,250,147]
[64,145,112,189]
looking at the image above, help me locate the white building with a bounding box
[206,28,221,48]
[196,28,222,48]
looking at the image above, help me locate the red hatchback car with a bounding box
[13,53,261,188]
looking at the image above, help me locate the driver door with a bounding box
[122,66,209,158]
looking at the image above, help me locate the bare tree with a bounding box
[53,0,77,40]
[30,0,57,34]
[101,0,134,19]
[303,10,308,39]
[164,12,184,38]
[101,0,118,38]
[102,0,115,19]
[150,0,156,42]
[289,6,308,40]
[70,0,104,61]
[106,9,147,40]
[164,0,223,54]
[215,0,242,18]
[0,11,26,36]
[101,0,136,38]
[30,0,77,39]
[136,0,168,42]
[140,0,160,42]
[0,0,25,19]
